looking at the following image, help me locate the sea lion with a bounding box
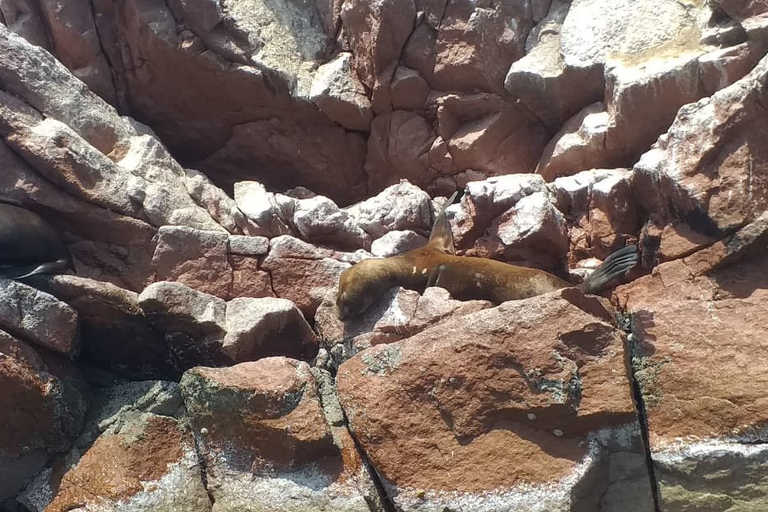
[336,193,638,320]
[0,202,70,279]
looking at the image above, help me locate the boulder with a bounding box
[337,290,652,511]
[180,358,382,511]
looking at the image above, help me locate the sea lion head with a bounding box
[336,259,392,321]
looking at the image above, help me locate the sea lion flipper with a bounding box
[580,245,638,294]
[428,191,460,254]
[0,259,69,280]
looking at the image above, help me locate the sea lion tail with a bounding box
[0,259,69,280]
[428,190,461,254]
[579,245,638,294]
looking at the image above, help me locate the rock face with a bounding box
[2,0,768,509]
[616,217,768,510]
[180,358,381,512]
[337,289,651,510]
[0,331,86,501]
[23,381,210,512]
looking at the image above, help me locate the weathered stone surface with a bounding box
[184,168,260,236]
[506,1,598,131]
[222,297,319,363]
[233,181,293,237]
[337,290,641,510]
[616,237,768,510]
[390,66,429,111]
[293,195,371,250]
[316,286,491,367]
[262,236,351,318]
[450,173,550,248]
[534,0,762,181]
[228,235,269,256]
[88,0,367,204]
[0,278,79,356]
[347,181,433,239]
[35,0,116,105]
[370,230,427,257]
[138,281,229,368]
[480,191,569,269]
[431,0,532,94]
[364,110,437,193]
[634,52,768,234]
[309,52,373,131]
[340,0,415,97]
[151,226,233,299]
[24,381,209,512]
[0,331,86,500]
[436,93,551,179]
[181,358,377,511]
[25,275,175,379]
[0,0,50,49]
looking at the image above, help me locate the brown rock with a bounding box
[390,66,429,111]
[151,226,233,299]
[712,0,768,20]
[92,1,368,204]
[340,0,415,92]
[222,297,319,362]
[37,381,209,512]
[364,110,437,193]
[181,358,376,510]
[437,93,551,177]
[36,0,116,104]
[616,244,768,446]
[229,255,276,299]
[337,290,637,508]
[0,278,79,356]
[634,53,768,234]
[0,331,86,500]
[25,275,176,379]
[432,0,532,94]
[46,415,208,512]
[261,236,352,319]
[0,0,50,50]
[615,240,768,508]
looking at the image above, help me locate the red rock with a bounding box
[151,226,232,299]
[36,0,116,104]
[0,0,50,50]
[0,332,85,499]
[615,248,768,451]
[634,53,768,233]
[364,110,437,193]
[46,413,209,512]
[435,93,550,178]
[222,297,319,362]
[261,236,351,318]
[340,0,416,92]
[390,66,429,111]
[181,358,378,510]
[432,0,532,94]
[92,1,368,204]
[229,256,276,299]
[337,290,639,509]
[713,0,768,19]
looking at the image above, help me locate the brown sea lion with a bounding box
[336,193,637,320]
[0,203,69,279]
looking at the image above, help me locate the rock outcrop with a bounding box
[2,0,768,510]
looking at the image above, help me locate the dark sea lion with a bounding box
[0,203,69,279]
[336,192,638,320]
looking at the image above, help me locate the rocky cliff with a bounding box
[1,0,767,511]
